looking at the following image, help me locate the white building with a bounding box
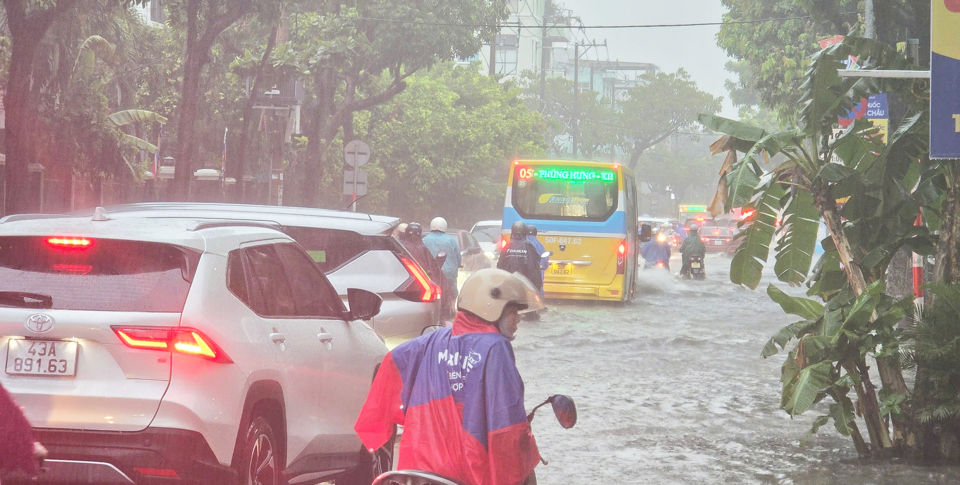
[472,0,575,80]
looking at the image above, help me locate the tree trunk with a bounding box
[232,26,278,203]
[300,66,335,208]
[2,0,76,215]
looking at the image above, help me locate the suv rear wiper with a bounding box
[0,291,53,309]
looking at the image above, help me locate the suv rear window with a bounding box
[283,226,398,273]
[0,236,200,312]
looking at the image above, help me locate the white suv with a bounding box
[0,213,390,485]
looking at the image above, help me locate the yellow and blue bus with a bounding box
[501,160,640,302]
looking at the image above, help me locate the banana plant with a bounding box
[699,37,933,457]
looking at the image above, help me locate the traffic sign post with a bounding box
[343,140,370,211]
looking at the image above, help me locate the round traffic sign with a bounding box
[344,140,371,167]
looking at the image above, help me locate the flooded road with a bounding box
[515,253,960,484]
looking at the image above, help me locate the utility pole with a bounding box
[539,0,553,112]
[573,42,579,158]
[864,0,875,39]
[571,40,606,159]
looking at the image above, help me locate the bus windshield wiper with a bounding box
[0,291,53,309]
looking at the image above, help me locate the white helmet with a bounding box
[457,268,545,322]
[430,217,448,232]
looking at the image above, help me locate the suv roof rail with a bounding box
[189,220,283,232]
[0,213,66,224]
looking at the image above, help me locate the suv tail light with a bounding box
[112,326,232,363]
[47,237,93,249]
[395,254,441,302]
[616,240,627,274]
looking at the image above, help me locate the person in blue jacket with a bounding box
[422,216,461,317]
[641,226,672,270]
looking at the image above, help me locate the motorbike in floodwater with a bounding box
[680,255,706,280]
[370,395,578,485]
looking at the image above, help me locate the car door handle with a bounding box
[317,332,334,344]
[269,332,286,344]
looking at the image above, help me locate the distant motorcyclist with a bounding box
[680,223,706,275]
[422,217,461,317]
[526,225,549,296]
[399,222,446,292]
[498,221,543,293]
[641,226,672,270]
[354,268,544,485]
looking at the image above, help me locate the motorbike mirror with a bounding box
[550,395,577,428]
[436,250,447,266]
[639,224,652,243]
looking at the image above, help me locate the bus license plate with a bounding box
[550,266,572,275]
[6,339,78,377]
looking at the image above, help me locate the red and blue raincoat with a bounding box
[355,312,539,485]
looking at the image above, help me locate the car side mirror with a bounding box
[467,246,483,256]
[346,288,382,321]
[639,224,652,243]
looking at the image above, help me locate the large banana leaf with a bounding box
[730,179,785,289]
[830,396,858,436]
[119,134,158,154]
[73,35,115,77]
[724,159,761,212]
[783,360,832,416]
[767,284,824,319]
[774,190,821,285]
[698,114,768,151]
[107,109,168,128]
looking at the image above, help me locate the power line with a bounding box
[357,15,828,30]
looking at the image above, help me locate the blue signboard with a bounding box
[931,1,960,159]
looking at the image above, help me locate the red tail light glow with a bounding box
[47,237,92,249]
[396,255,441,302]
[112,326,231,363]
[616,239,627,274]
[134,468,180,478]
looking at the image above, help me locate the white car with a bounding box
[0,212,390,485]
[95,202,442,349]
[469,220,502,261]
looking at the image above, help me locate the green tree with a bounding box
[360,63,546,225]
[701,37,931,457]
[617,69,721,171]
[518,72,619,160]
[272,0,507,207]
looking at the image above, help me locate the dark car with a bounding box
[701,225,738,253]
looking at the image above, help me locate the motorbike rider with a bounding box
[680,223,707,275]
[422,217,461,317]
[354,268,544,485]
[398,222,446,294]
[498,222,543,293]
[641,225,672,269]
[525,225,549,295]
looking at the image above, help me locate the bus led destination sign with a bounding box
[517,167,615,182]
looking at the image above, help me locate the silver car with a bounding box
[93,203,441,349]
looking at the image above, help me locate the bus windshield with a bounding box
[512,165,618,222]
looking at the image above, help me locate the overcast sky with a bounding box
[560,0,738,117]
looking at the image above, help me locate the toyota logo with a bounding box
[24,314,55,334]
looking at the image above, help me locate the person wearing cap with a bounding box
[679,223,706,274]
[354,268,544,485]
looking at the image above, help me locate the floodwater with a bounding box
[515,253,960,485]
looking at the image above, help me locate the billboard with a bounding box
[931,1,960,159]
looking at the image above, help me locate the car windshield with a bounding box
[0,236,199,312]
[512,165,618,221]
[471,225,501,243]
